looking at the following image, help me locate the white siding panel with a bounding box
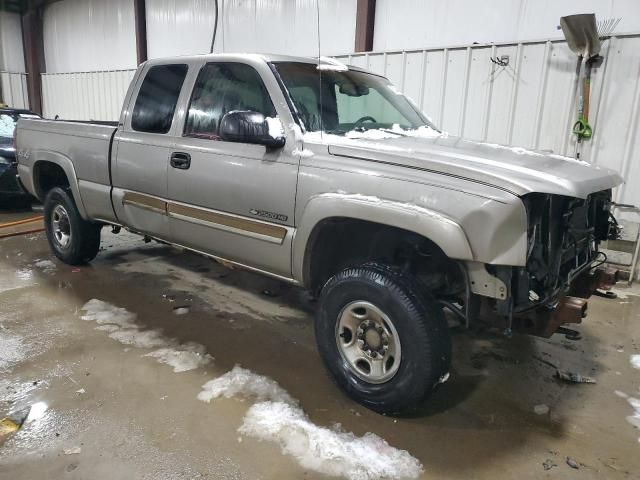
[41,70,136,121]
[0,12,26,73]
[146,0,218,59]
[147,0,356,59]
[486,45,518,145]
[422,50,445,124]
[374,0,640,51]
[0,72,29,109]
[43,0,137,73]
[336,33,640,207]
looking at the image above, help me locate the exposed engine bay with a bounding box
[493,189,620,336]
[408,189,621,338]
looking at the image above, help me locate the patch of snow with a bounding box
[145,343,212,372]
[292,147,314,158]
[316,57,348,72]
[198,365,296,405]
[625,396,640,430]
[240,401,423,480]
[199,365,423,479]
[534,404,549,415]
[631,355,640,370]
[81,299,138,329]
[303,131,411,154]
[108,328,170,349]
[265,117,284,139]
[34,259,56,271]
[388,123,446,139]
[345,129,401,140]
[94,324,120,333]
[63,446,81,455]
[614,390,640,442]
[80,299,212,373]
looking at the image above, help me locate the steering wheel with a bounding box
[353,116,377,129]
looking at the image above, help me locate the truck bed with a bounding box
[16,118,118,222]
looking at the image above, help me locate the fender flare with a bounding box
[292,192,474,285]
[32,150,89,219]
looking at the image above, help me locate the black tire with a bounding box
[44,187,101,265]
[315,263,451,415]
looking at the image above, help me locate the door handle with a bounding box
[170,152,191,170]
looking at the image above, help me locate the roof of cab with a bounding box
[143,52,371,74]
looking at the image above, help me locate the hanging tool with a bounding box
[572,55,597,141]
[560,14,602,156]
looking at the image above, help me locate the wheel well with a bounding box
[304,217,463,296]
[34,161,70,199]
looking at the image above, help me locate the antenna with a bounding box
[209,0,219,53]
[316,0,323,137]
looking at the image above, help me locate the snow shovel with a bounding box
[561,13,601,59]
[561,14,601,145]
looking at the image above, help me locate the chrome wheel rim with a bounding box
[51,204,71,249]
[335,301,401,384]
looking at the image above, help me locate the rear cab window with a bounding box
[131,64,188,134]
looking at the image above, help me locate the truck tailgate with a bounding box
[17,118,118,222]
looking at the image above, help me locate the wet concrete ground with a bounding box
[1,209,640,479]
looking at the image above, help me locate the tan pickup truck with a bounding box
[16,53,622,414]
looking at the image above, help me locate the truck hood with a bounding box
[325,134,623,199]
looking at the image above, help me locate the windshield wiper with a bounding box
[378,128,406,137]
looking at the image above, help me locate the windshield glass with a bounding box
[0,114,17,139]
[273,62,437,136]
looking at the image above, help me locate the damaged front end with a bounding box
[488,190,620,338]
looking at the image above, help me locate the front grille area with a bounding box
[514,190,612,309]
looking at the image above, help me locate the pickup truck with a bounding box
[16,53,622,414]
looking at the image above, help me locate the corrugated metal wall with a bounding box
[43,0,137,73]
[373,0,640,51]
[0,72,29,109]
[41,70,135,121]
[146,0,218,59]
[335,33,640,207]
[146,0,356,58]
[0,11,26,73]
[0,11,28,108]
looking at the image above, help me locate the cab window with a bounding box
[131,64,188,134]
[184,62,276,140]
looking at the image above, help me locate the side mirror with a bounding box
[219,111,286,148]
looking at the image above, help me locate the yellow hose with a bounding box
[0,216,43,229]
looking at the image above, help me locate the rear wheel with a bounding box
[315,263,451,415]
[44,187,101,265]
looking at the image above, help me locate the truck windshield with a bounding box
[273,61,436,135]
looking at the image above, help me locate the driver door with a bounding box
[167,61,298,278]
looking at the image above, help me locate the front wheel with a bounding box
[315,263,451,415]
[44,187,102,265]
